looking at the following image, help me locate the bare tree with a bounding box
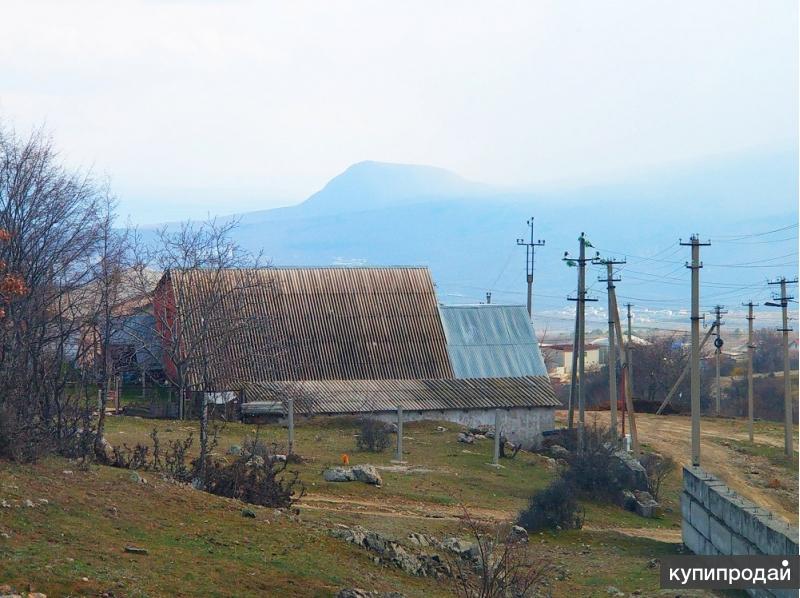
[130,219,281,486]
[447,507,550,598]
[0,125,109,460]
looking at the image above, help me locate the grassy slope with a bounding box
[0,416,710,597]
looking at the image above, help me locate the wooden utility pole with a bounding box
[567,313,579,430]
[712,305,727,416]
[655,322,717,415]
[626,303,635,403]
[610,288,639,455]
[595,255,626,440]
[765,277,798,458]
[565,234,597,452]
[743,301,755,442]
[517,217,545,320]
[681,235,710,467]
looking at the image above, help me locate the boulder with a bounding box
[457,433,474,444]
[407,532,433,547]
[352,465,383,486]
[612,451,648,490]
[241,508,257,518]
[508,525,528,544]
[549,444,570,459]
[227,445,242,456]
[323,467,355,482]
[324,465,382,486]
[442,537,473,557]
[621,489,637,511]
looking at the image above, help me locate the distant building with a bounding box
[542,343,602,379]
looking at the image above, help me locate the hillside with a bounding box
[2,413,796,596]
[138,149,798,332]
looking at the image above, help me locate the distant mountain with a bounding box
[146,149,799,332]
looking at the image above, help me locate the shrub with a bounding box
[356,418,393,452]
[562,422,628,500]
[203,455,305,508]
[517,479,583,532]
[639,452,676,501]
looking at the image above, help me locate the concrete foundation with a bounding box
[371,406,554,448]
[681,466,799,598]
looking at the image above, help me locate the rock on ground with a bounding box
[323,465,382,486]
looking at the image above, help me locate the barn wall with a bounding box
[371,407,554,448]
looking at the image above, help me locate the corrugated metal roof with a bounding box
[243,376,559,414]
[164,267,453,389]
[438,305,548,378]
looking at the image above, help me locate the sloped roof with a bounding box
[164,267,453,388]
[438,305,548,378]
[243,376,560,414]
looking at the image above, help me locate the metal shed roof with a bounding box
[243,376,559,414]
[438,305,548,378]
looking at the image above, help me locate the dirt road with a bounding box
[559,411,799,526]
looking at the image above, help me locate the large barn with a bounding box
[154,266,559,445]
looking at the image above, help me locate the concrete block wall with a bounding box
[681,466,799,598]
[373,406,554,448]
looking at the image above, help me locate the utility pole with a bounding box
[566,308,579,430]
[681,235,710,467]
[565,234,597,452]
[609,288,639,455]
[711,305,727,416]
[626,303,635,403]
[594,255,626,441]
[765,277,798,458]
[743,301,755,442]
[517,217,545,320]
[485,291,492,305]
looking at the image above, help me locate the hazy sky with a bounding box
[1,0,797,223]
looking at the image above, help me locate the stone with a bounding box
[62,470,73,475]
[457,433,474,444]
[24,499,35,508]
[0,500,10,508]
[621,490,637,511]
[473,434,486,440]
[407,532,431,547]
[324,465,382,486]
[352,465,382,486]
[612,451,648,490]
[129,472,143,484]
[435,426,446,432]
[241,508,257,518]
[323,467,354,482]
[124,546,149,555]
[508,525,528,544]
[605,586,624,597]
[442,537,473,557]
[227,445,242,456]
[549,445,570,459]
